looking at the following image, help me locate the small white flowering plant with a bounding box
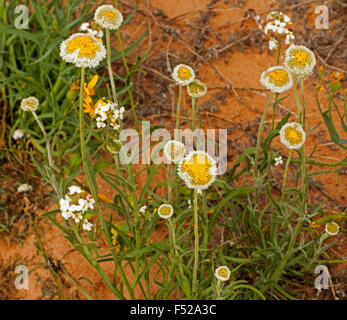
[59,185,95,231]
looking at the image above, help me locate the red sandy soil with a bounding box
[0,0,346,300]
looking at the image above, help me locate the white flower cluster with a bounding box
[94,102,125,130]
[264,11,295,49]
[80,22,104,38]
[59,185,95,231]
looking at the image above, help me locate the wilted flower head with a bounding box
[178,151,217,192]
[13,129,24,140]
[260,66,293,93]
[280,122,306,149]
[20,97,39,112]
[164,140,186,163]
[94,5,123,30]
[172,64,195,86]
[215,266,230,282]
[325,222,339,236]
[284,45,316,79]
[158,204,174,219]
[17,183,33,193]
[60,33,106,68]
[187,79,207,98]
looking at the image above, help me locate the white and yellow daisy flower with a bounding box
[60,33,106,68]
[20,97,39,112]
[172,64,195,86]
[164,140,186,163]
[94,5,123,30]
[260,66,293,93]
[325,222,339,236]
[157,204,174,219]
[284,45,316,79]
[279,122,306,150]
[178,151,217,192]
[187,79,207,98]
[215,266,230,282]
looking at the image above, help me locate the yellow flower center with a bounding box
[181,154,213,186]
[25,98,38,107]
[177,66,192,81]
[159,206,171,216]
[326,222,338,234]
[98,9,117,23]
[188,81,206,95]
[218,268,228,278]
[289,49,311,68]
[284,126,303,145]
[66,35,100,59]
[267,69,289,87]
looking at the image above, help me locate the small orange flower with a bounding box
[70,80,80,92]
[310,221,319,229]
[84,74,98,96]
[330,71,344,83]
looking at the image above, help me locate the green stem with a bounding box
[192,189,199,297]
[276,34,282,65]
[216,280,222,300]
[32,111,61,198]
[281,149,292,202]
[116,28,138,125]
[167,218,190,297]
[254,92,274,177]
[272,35,281,130]
[292,76,302,123]
[176,85,183,130]
[192,97,196,131]
[106,28,119,105]
[79,67,134,299]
